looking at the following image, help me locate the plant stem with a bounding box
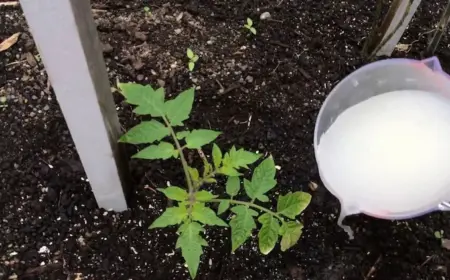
[162,116,194,196]
[426,0,450,55]
[368,0,413,58]
[208,198,284,221]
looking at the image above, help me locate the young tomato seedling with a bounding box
[143,6,152,16]
[244,17,257,35]
[118,83,311,279]
[186,48,199,71]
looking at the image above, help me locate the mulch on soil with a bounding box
[1,0,450,279]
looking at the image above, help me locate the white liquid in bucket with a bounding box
[318,90,450,222]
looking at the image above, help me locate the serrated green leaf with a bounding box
[212,144,222,169]
[277,192,311,219]
[218,200,230,214]
[244,156,276,201]
[226,176,240,196]
[195,191,218,201]
[247,18,253,27]
[258,213,280,255]
[250,27,257,35]
[176,131,190,140]
[219,165,242,177]
[229,205,258,251]
[187,48,194,59]
[223,147,260,170]
[149,206,188,228]
[119,120,169,144]
[185,129,221,149]
[132,142,175,159]
[188,62,195,71]
[176,222,207,279]
[118,83,165,116]
[279,221,303,251]
[157,186,188,201]
[192,204,228,226]
[164,88,194,126]
[188,167,200,182]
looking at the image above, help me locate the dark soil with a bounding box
[2,0,450,279]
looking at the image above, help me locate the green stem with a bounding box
[208,198,284,221]
[162,116,194,196]
[195,171,217,190]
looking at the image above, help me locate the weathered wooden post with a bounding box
[20,0,129,211]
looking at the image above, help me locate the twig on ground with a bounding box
[0,1,19,7]
[220,84,241,95]
[364,255,382,280]
[5,60,26,67]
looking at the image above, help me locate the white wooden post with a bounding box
[20,0,129,211]
[377,0,422,56]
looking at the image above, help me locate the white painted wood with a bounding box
[20,0,128,211]
[377,0,422,56]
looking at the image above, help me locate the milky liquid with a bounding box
[317,90,450,218]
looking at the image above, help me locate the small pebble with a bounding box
[43,105,50,111]
[174,28,182,35]
[29,112,36,117]
[246,76,254,83]
[260,12,271,20]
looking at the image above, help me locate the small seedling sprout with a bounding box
[244,17,257,35]
[186,48,199,72]
[117,83,311,279]
[143,6,152,16]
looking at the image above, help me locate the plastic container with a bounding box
[314,57,450,238]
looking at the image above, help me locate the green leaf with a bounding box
[118,83,165,116]
[279,221,303,251]
[194,191,218,201]
[226,176,240,196]
[176,222,207,279]
[212,144,222,169]
[247,18,253,27]
[192,203,228,226]
[202,161,212,178]
[250,27,257,35]
[219,165,242,177]
[187,48,194,59]
[256,194,269,202]
[258,213,280,255]
[119,120,169,144]
[132,142,175,159]
[158,186,188,201]
[192,55,199,63]
[223,147,260,169]
[176,131,191,140]
[188,62,195,72]
[277,192,311,219]
[204,178,217,184]
[164,88,194,126]
[229,205,258,251]
[188,167,200,182]
[244,156,276,201]
[149,206,188,228]
[185,129,221,149]
[218,200,230,214]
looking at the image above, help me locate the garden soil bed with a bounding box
[2,0,450,279]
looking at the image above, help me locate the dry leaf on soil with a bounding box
[0,32,21,52]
